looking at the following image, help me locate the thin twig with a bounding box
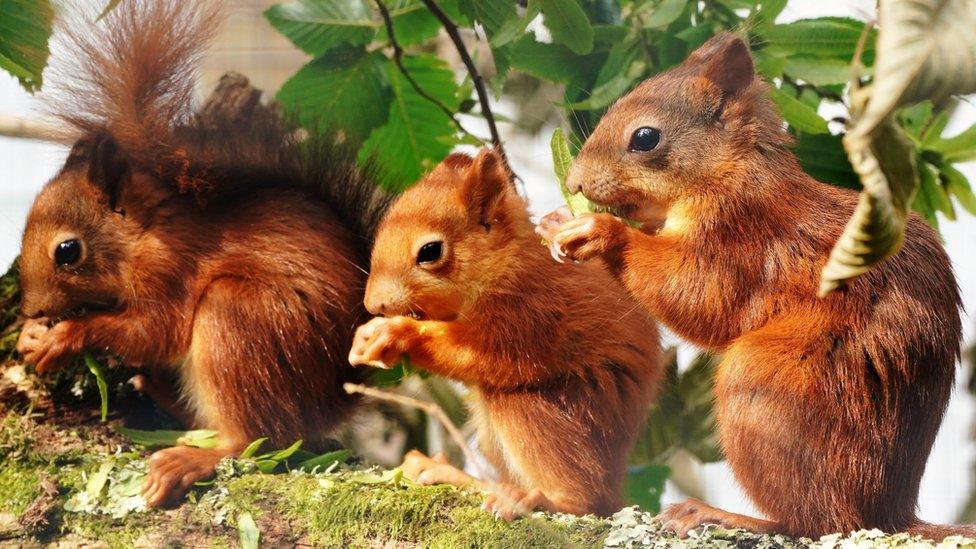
[417,0,511,173]
[0,115,70,144]
[343,382,487,480]
[373,0,481,144]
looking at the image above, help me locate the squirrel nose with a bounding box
[564,164,584,194]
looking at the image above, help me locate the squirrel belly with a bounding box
[15,0,386,507]
[351,149,663,517]
[540,33,963,539]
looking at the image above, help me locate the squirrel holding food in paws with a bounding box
[349,149,662,518]
[15,0,387,506]
[537,33,965,540]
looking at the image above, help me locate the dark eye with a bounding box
[416,241,443,265]
[628,127,661,152]
[55,239,82,267]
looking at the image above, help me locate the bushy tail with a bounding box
[909,522,976,542]
[43,0,390,257]
[44,0,219,167]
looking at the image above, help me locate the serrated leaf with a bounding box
[238,511,260,549]
[821,0,976,295]
[277,49,389,143]
[265,0,375,56]
[768,87,829,134]
[539,0,594,55]
[783,56,852,86]
[83,353,109,422]
[930,122,976,163]
[0,0,53,92]
[759,17,874,60]
[637,0,687,29]
[359,54,459,191]
[375,0,455,47]
[939,161,976,216]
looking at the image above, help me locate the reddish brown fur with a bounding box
[540,33,965,539]
[15,0,384,506]
[349,150,663,516]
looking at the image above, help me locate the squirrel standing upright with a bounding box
[348,149,662,518]
[14,1,386,506]
[537,33,965,539]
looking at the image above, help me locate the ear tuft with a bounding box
[441,152,475,171]
[686,33,755,96]
[86,132,130,212]
[463,149,511,227]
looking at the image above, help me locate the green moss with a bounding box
[0,461,41,516]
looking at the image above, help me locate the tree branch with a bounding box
[0,115,70,144]
[417,0,511,173]
[373,0,482,144]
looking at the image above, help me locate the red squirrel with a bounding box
[14,1,387,506]
[348,149,662,518]
[537,33,966,540]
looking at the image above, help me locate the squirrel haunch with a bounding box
[351,149,663,517]
[543,33,965,539]
[16,0,386,507]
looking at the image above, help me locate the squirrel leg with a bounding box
[657,498,779,538]
[143,445,236,507]
[400,449,482,489]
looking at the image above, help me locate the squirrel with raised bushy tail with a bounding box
[538,33,966,540]
[15,0,387,506]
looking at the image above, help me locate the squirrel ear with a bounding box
[686,33,754,96]
[86,132,130,212]
[463,149,511,228]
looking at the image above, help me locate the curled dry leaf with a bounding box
[819,0,976,296]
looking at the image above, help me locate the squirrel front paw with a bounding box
[538,211,629,263]
[16,318,81,374]
[348,316,415,369]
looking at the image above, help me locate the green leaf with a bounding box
[358,54,459,191]
[83,353,109,422]
[921,110,950,148]
[266,439,304,462]
[637,0,687,29]
[759,17,874,60]
[551,128,595,216]
[298,449,353,472]
[0,0,53,92]
[96,0,123,22]
[754,0,788,26]
[239,438,268,459]
[768,87,829,134]
[782,56,851,87]
[238,511,260,549]
[265,0,375,56]
[898,101,934,141]
[939,161,976,216]
[507,36,580,82]
[376,0,457,47]
[918,159,954,221]
[117,427,219,449]
[277,49,389,143]
[538,0,594,55]
[491,1,541,48]
[795,133,860,190]
[625,464,669,513]
[457,0,517,37]
[930,122,976,163]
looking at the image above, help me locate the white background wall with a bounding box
[0,0,973,525]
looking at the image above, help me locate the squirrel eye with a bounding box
[416,241,443,265]
[628,127,661,152]
[55,239,82,267]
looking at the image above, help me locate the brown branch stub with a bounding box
[416,0,511,174]
[342,382,487,480]
[0,115,70,144]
